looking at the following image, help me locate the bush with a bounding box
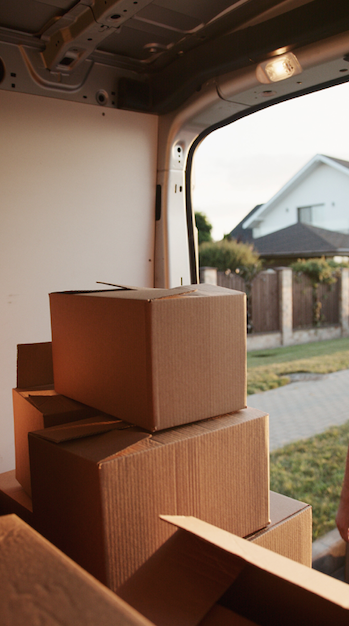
[290,257,340,286]
[199,239,262,282]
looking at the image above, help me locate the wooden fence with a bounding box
[292,273,340,328]
[217,270,279,333]
[217,269,340,334]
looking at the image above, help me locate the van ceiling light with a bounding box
[256,52,302,83]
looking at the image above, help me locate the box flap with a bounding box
[95,282,199,300]
[75,285,197,301]
[179,284,244,298]
[23,393,91,416]
[16,342,53,389]
[0,515,155,626]
[19,389,57,398]
[55,284,241,301]
[160,516,349,610]
[117,521,245,626]
[32,415,133,443]
[96,282,143,290]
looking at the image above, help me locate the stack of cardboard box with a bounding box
[2,284,312,595]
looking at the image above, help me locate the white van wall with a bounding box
[0,90,158,473]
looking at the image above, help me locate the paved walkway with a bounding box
[248,369,349,578]
[247,369,349,451]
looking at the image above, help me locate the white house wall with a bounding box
[253,163,349,238]
[0,90,158,473]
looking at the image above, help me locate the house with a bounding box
[230,154,349,262]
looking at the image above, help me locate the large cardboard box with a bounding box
[247,491,312,566]
[0,515,154,626]
[29,407,269,590]
[49,284,246,431]
[117,515,349,626]
[13,342,98,497]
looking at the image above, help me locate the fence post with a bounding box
[199,267,217,285]
[340,267,349,336]
[277,267,293,346]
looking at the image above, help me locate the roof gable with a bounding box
[243,154,349,230]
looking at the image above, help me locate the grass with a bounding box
[270,421,349,541]
[247,337,349,395]
[248,338,349,540]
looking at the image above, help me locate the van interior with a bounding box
[1,0,349,474]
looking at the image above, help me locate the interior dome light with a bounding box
[256,52,302,83]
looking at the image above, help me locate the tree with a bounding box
[195,212,212,245]
[290,257,341,326]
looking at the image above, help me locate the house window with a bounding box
[297,203,324,225]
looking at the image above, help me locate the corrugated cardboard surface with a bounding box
[13,389,100,497]
[0,515,154,626]
[13,342,100,497]
[16,341,53,389]
[29,407,269,590]
[0,470,33,528]
[117,516,349,626]
[49,284,246,431]
[247,491,312,566]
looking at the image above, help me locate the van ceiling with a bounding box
[1,0,349,114]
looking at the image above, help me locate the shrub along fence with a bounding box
[200,266,349,349]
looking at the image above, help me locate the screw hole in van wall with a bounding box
[96,90,108,105]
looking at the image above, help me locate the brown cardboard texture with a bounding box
[13,342,100,497]
[49,284,246,431]
[16,341,53,389]
[0,515,154,626]
[0,470,34,528]
[117,515,349,626]
[247,491,312,566]
[29,407,269,590]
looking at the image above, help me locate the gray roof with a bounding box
[252,223,349,258]
[229,205,262,242]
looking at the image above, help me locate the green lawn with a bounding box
[270,422,349,541]
[247,337,349,395]
[249,338,349,540]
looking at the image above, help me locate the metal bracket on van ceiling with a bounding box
[40,0,152,73]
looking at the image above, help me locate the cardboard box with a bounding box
[0,470,34,528]
[13,342,99,496]
[247,491,312,566]
[29,407,269,590]
[0,515,154,626]
[49,284,246,431]
[117,515,349,626]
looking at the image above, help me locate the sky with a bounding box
[191,80,349,241]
